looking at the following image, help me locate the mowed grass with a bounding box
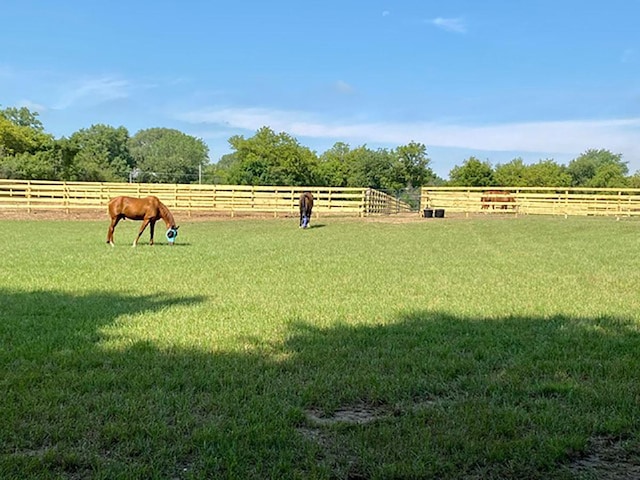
[1,214,640,479]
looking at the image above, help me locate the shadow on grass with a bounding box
[108,242,193,247]
[1,292,639,479]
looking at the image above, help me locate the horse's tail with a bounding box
[301,192,313,214]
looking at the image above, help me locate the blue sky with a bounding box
[2,1,639,179]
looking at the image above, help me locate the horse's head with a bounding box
[166,226,179,245]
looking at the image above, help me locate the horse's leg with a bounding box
[149,220,156,246]
[107,216,123,247]
[133,219,150,247]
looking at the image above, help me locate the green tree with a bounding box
[588,162,628,188]
[0,110,52,157]
[202,153,237,184]
[448,157,494,186]
[0,116,35,156]
[566,149,627,187]
[345,146,401,191]
[393,141,436,188]
[627,171,640,188]
[0,106,44,131]
[128,128,209,184]
[317,142,352,187]
[69,124,133,182]
[523,159,571,187]
[0,136,80,181]
[226,127,318,186]
[0,151,57,179]
[0,106,58,179]
[494,158,528,186]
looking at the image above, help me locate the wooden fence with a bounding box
[0,180,411,217]
[420,186,640,217]
[4,181,640,218]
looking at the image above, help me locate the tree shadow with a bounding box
[2,296,639,479]
[283,312,640,479]
[0,289,205,353]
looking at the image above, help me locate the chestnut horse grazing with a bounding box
[299,191,314,228]
[106,196,179,247]
[481,190,516,210]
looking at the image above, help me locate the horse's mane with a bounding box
[158,200,176,227]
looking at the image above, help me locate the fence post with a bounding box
[64,181,70,214]
[617,190,621,220]
[273,187,278,218]
[231,186,236,218]
[27,180,32,213]
[361,188,368,217]
[466,189,470,218]
[251,185,256,211]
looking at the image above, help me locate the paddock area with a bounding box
[2,216,639,478]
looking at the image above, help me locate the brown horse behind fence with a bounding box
[106,196,178,246]
[481,190,516,210]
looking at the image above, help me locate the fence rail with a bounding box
[420,186,640,217]
[0,180,411,217]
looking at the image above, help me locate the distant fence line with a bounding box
[0,180,412,217]
[5,181,639,219]
[421,186,640,217]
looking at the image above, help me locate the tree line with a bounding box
[0,106,208,184]
[1,105,638,190]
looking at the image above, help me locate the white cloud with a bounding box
[17,99,47,112]
[53,76,130,110]
[431,17,467,33]
[333,80,355,94]
[178,106,640,161]
[179,107,294,131]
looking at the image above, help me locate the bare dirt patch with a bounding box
[568,436,640,479]
[0,209,108,221]
[297,404,386,479]
[298,408,640,479]
[304,404,386,426]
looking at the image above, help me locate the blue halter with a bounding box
[166,227,178,243]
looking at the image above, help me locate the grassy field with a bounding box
[1,214,640,479]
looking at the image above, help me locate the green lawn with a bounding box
[1,215,640,479]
